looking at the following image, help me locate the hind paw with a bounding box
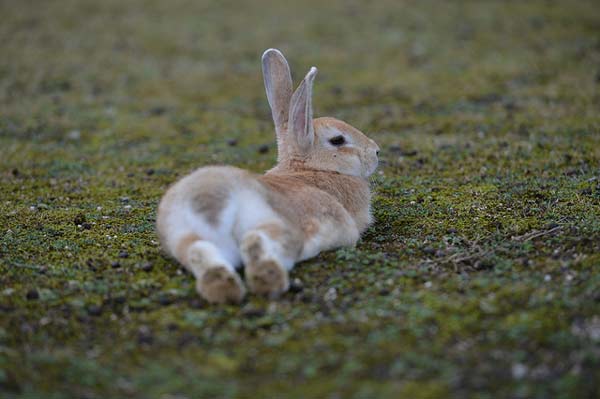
[196,266,246,304]
[245,259,289,298]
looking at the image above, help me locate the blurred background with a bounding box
[1,1,599,398]
[2,0,598,164]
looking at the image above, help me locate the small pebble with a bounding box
[111,261,121,269]
[86,304,102,316]
[289,278,304,293]
[190,298,205,309]
[402,149,418,157]
[300,293,313,303]
[113,295,126,305]
[241,306,265,318]
[227,138,238,146]
[324,287,337,302]
[137,326,153,344]
[26,289,39,300]
[258,144,270,154]
[138,333,153,345]
[146,168,155,176]
[149,106,166,116]
[422,246,436,255]
[512,363,528,379]
[177,333,195,349]
[139,262,153,272]
[119,251,129,258]
[331,86,343,96]
[67,280,80,290]
[73,213,86,225]
[67,130,81,140]
[158,295,173,306]
[389,145,402,153]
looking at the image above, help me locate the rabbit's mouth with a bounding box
[364,158,379,177]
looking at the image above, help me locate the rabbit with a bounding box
[156,48,380,304]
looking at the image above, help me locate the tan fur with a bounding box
[156,49,380,304]
[198,267,245,304]
[191,184,228,226]
[253,222,299,257]
[240,229,290,297]
[245,259,288,297]
[270,117,379,180]
[175,233,202,265]
[259,170,371,239]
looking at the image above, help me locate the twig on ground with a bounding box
[511,225,563,242]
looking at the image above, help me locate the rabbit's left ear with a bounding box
[262,49,293,142]
[288,67,317,153]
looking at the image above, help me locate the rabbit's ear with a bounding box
[262,49,293,137]
[288,67,317,153]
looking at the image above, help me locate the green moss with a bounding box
[1,0,600,398]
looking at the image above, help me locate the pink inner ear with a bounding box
[262,50,292,135]
[289,87,311,149]
[288,67,317,152]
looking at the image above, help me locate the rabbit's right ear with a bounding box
[288,67,317,154]
[262,49,293,140]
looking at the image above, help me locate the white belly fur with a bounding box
[299,213,360,261]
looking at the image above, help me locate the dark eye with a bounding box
[329,135,345,146]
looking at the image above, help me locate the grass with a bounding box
[1,0,599,398]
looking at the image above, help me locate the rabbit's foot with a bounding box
[196,266,246,304]
[246,258,289,298]
[241,231,289,297]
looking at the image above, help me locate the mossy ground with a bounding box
[1,0,599,398]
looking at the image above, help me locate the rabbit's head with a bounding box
[262,49,380,178]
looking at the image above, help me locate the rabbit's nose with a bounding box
[376,150,380,156]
